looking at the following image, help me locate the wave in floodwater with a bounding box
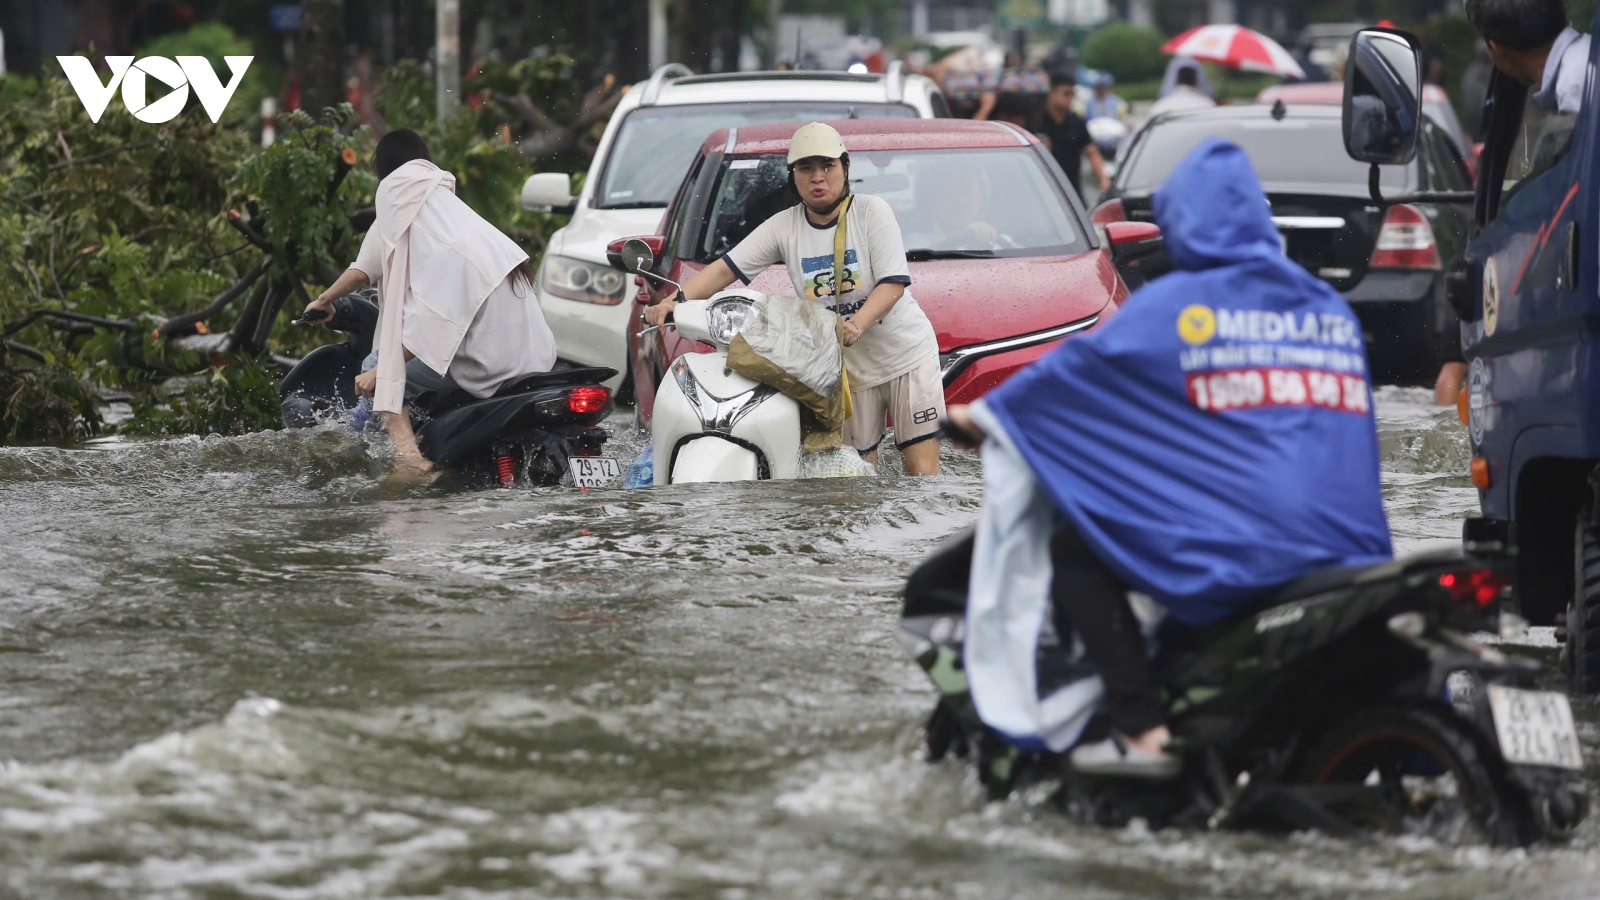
[0,393,1593,899]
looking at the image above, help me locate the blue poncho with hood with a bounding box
[982,139,1392,626]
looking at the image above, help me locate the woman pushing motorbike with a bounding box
[644,122,944,476]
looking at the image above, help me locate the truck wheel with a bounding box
[1564,518,1600,694]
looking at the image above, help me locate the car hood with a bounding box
[905,252,1119,351]
[547,207,668,263]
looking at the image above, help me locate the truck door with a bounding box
[1462,46,1591,624]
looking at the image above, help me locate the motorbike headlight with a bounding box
[541,255,629,305]
[707,296,757,345]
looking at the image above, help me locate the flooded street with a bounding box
[0,387,1595,899]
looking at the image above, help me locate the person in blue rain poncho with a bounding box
[947,138,1392,779]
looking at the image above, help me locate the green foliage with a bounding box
[0,69,260,443]
[1573,0,1598,31]
[373,58,574,255]
[124,359,284,437]
[1419,12,1481,124]
[0,49,583,445]
[1082,22,1170,84]
[373,58,435,133]
[137,22,281,126]
[0,359,103,444]
[232,105,366,278]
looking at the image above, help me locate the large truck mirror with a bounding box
[1342,29,1424,167]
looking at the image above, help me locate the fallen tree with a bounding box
[0,36,620,445]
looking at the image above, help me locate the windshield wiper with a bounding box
[598,201,668,210]
[905,249,997,261]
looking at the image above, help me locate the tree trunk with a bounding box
[673,0,714,71]
[716,0,743,72]
[300,0,346,116]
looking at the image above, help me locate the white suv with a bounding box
[520,64,948,396]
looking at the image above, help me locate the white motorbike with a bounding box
[621,239,801,483]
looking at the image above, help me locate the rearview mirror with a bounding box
[619,238,656,275]
[521,172,575,213]
[1105,222,1171,291]
[1342,29,1423,166]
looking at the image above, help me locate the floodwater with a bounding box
[0,387,1594,899]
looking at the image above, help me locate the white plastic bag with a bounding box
[735,293,844,400]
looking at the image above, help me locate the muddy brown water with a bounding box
[0,387,1594,898]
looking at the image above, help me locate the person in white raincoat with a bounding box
[303,130,557,472]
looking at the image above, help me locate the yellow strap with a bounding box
[832,195,854,420]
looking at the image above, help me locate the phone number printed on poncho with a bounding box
[1186,367,1370,414]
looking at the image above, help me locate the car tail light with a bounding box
[1439,568,1507,607]
[1370,204,1440,269]
[567,386,611,414]
[1091,198,1126,225]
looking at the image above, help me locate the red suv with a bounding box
[614,118,1149,427]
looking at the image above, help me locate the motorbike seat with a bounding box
[412,366,618,417]
[1159,550,1465,658]
[1266,559,1405,604]
[491,366,617,398]
[1266,548,1467,604]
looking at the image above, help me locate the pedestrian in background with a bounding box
[1082,73,1126,122]
[1038,69,1109,200]
[1158,56,1213,100]
[1148,66,1216,117]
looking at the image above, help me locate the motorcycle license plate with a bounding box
[567,456,620,488]
[1487,685,1584,770]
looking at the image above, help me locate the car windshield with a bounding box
[1119,117,1410,193]
[594,102,917,209]
[699,147,1085,263]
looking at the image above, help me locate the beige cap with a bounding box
[787,122,847,164]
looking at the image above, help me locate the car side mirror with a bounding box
[521,172,576,214]
[1106,222,1172,292]
[1342,28,1423,167]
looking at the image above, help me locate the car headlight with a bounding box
[707,296,757,345]
[541,255,629,305]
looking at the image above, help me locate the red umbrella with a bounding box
[1161,25,1306,79]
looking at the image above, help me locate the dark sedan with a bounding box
[1094,103,1473,381]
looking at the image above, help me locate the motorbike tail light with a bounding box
[1091,198,1126,225]
[1439,568,1506,607]
[1370,204,1440,270]
[567,386,611,414]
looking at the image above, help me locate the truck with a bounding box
[1340,24,1597,692]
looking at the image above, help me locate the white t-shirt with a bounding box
[353,228,556,398]
[724,194,938,389]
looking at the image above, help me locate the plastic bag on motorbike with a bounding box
[726,293,852,452]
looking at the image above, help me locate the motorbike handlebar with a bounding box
[936,418,985,449]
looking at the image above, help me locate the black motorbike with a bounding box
[901,525,1589,846]
[280,290,617,487]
